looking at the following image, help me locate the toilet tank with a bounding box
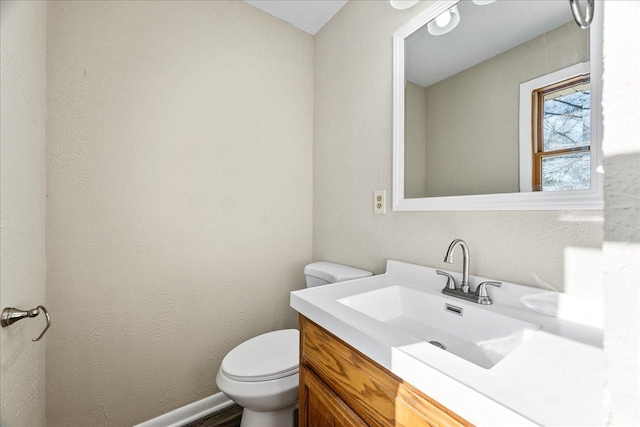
[304,262,372,288]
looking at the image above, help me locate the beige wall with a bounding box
[602,1,640,425]
[404,81,427,198]
[313,0,602,294]
[420,22,589,197]
[0,1,48,426]
[46,1,313,425]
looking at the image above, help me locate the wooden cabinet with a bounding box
[298,315,473,427]
[300,365,367,427]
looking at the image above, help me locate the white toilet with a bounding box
[216,262,372,427]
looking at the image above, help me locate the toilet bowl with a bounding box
[216,262,372,427]
[216,329,300,427]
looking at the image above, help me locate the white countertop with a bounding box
[290,260,604,427]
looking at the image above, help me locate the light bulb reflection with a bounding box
[427,5,460,36]
[435,10,452,27]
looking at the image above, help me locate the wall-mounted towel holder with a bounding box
[1,305,51,341]
[570,0,595,29]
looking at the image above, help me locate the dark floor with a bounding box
[181,404,243,427]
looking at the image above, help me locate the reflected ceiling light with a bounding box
[427,5,460,36]
[472,0,496,4]
[390,0,419,10]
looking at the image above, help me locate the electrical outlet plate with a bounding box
[374,190,386,214]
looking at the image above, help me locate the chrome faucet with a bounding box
[444,239,470,293]
[438,239,502,305]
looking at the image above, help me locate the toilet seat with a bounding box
[221,329,299,382]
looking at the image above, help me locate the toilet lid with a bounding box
[221,329,299,382]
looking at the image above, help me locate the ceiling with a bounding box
[243,0,348,35]
[405,0,576,88]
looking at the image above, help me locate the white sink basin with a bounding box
[338,284,541,369]
[291,260,604,426]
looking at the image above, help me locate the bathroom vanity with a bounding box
[291,260,604,426]
[299,315,470,427]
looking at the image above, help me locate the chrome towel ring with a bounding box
[1,305,51,341]
[570,0,595,29]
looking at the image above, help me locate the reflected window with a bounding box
[532,75,591,191]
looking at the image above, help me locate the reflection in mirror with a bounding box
[403,0,591,199]
[519,63,591,193]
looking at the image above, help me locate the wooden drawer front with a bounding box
[300,365,368,427]
[300,316,472,427]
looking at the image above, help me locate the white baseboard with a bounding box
[134,392,234,427]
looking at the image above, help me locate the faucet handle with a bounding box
[475,281,502,305]
[436,270,456,290]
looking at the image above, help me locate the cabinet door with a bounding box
[299,365,368,427]
[300,316,472,427]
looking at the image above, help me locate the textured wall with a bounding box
[404,81,427,198]
[601,1,640,425]
[46,1,313,425]
[313,0,603,294]
[0,1,48,426]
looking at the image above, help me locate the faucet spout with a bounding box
[444,239,470,293]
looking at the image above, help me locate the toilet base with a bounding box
[240,402,298,427]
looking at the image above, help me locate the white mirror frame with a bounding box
[392,0,603,211]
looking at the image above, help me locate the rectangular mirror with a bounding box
[392,0,603,211]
